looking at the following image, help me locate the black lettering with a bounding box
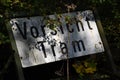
[86,17,92,30]
[15,22,27,39]
[72,40,85,52]
[37,41,47,58]
[51,45,56,57]
[51,30,57,35]
[59,25,64,34]
[41,25,46,36]
[76,21,84,31]
[60,42,68,54]
[30,26,39,38]
[66,23,74,33]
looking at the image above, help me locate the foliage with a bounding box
[95,0,120,48]
[0,33,9,45]
[45,16,61,30]
[0,0,120,79]
[0,0,119,47]
[72,59,97,77]
[0,16,9,45]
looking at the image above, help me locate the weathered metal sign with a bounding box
[9,10,104,67]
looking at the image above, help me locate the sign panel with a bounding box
[10,10,104,67]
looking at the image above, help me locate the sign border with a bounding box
[92,8,117,74]
[6,8,117,80]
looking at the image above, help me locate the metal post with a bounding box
[93,8,117,74]
[6,21,25,80]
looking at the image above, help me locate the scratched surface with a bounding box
[10,10,104,67]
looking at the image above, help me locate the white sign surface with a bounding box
[10,10,104,67]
